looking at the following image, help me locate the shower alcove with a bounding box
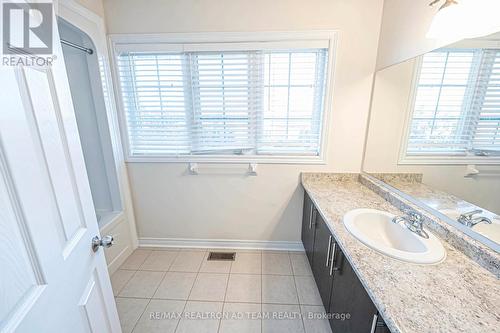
[58,17,122,227]
[56,8,135,274]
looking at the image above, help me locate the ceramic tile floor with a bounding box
[112,248,332,333]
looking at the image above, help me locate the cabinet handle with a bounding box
[370,314,378,333]
[329,242,337,276]
[325,235,332,267]
[309,205,314,229]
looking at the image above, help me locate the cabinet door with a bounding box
[374,316,392,333]
[329,247,378,333]
[311,213,335,309]
[301,192,316,265]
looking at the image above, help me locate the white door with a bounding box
[0,12,121,333]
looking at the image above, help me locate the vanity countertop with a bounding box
[301,173,500,333]
[371,173,500,220]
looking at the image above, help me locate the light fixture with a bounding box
[426,0,463,39]
[426,0,500,39]
[428,0,457,10]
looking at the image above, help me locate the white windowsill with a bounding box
[399,155,500,165]
[125,154,327,165]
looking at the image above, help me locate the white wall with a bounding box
[364,59,500,215]
[103,0,384,244]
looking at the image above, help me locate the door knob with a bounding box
[92,235,114,252]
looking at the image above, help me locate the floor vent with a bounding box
[207,252,236,261]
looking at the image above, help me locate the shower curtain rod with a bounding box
[61,39,94,55]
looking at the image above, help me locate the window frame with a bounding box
[399,55,500,165]
[109,31,338,164]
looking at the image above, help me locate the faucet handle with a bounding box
[401,209,429,239]
[460,209,482,219]
[404,209,422,222]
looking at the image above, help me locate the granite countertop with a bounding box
[370,173,500,251]
[374,173,500,220]
[301,173,500,333]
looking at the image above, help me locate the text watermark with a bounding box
[148,311,352,321]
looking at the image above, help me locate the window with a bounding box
[113,35,333,162]
[402,48,500,163]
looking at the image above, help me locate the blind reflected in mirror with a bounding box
[363,30,500,249]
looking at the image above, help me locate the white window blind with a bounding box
[406,49,500,157]
[118,53,189,155]
[116,46,328,159]
[472,50,500,151]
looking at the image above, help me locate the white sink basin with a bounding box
[343,208,446,264]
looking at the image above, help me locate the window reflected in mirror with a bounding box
[363,31,500,248]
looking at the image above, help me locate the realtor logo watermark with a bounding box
[2,1,56,66]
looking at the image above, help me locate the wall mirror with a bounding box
[363,31,500,252]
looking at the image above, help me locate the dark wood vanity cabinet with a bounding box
[311,212,335,308]
[329,247,389,332]
[302,192,390,333]
[301,192,316,265]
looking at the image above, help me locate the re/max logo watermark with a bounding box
[2,1,56,66]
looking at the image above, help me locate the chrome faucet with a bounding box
[392,210,429,239]
[457,209,492,227]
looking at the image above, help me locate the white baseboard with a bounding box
[138,237,305,252]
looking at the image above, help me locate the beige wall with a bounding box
[364,59,500,214]
[103,0,385,244]
[74,0,104,17]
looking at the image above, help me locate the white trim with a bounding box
[398,55,500,166]
[138,237,305,252]
[114,40,331,53]
[109,31,339,45]
[320,31,338,166]
[58,0,139,249]
[398,57,421,165]
[108,30,338,165]
[398,155,500,165]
